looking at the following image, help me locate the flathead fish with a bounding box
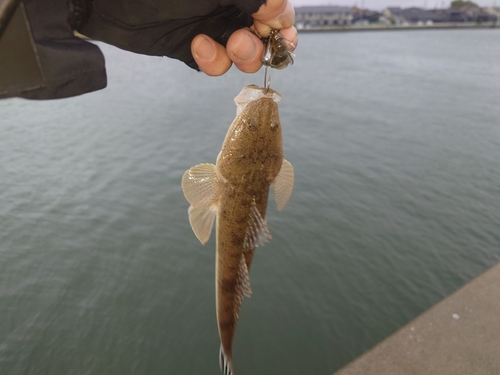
[181,84,294,375]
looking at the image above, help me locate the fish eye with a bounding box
[248,118,258,131]
[270,120,279,131]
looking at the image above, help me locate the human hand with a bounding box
[191,0,298,76]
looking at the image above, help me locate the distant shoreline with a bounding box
[297,22,499,32]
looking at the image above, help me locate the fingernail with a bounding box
[231,32,257,63]
[276,14,285,29]
[194,36,216,61]
[277,1,294,28]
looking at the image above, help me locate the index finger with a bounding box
[252,0,295,37]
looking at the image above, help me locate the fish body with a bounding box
[181,85,294,375]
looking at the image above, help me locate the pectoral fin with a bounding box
[181,163,220,244]
[187,205,217,244]
[272,159,294,211]
[243,204,272,250]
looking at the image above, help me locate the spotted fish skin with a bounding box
[181,84,294,375]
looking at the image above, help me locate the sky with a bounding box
[292,0,499,10]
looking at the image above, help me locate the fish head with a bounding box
[217,85,284,184]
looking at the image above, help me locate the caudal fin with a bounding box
[219,345,234,375]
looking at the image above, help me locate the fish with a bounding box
[181,84,294,375]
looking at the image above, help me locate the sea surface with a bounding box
[1,29,499,375]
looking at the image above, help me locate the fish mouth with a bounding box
[234,85,281,116]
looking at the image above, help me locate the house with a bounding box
[351,7,381,25]
[382,7,409,25]
[483,6,500,19]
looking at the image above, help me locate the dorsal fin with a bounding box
[238,254,252,300]
[243,204,272,250]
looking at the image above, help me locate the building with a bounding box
[383,6,497,24]
[295,6,353,29]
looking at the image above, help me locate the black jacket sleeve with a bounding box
[0,0,107,100]
[76,0,265,70]
[0,0,265,100]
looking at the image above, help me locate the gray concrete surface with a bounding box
[334,262,500,375]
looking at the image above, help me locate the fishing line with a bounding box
[264,66,271,92]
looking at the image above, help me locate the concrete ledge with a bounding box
[334,262,500,375]
[298,23,500,32]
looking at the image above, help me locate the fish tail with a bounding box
[219,344,234,375]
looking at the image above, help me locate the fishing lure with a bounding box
[261,29,295,70]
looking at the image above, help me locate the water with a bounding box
[1,29,500,375]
